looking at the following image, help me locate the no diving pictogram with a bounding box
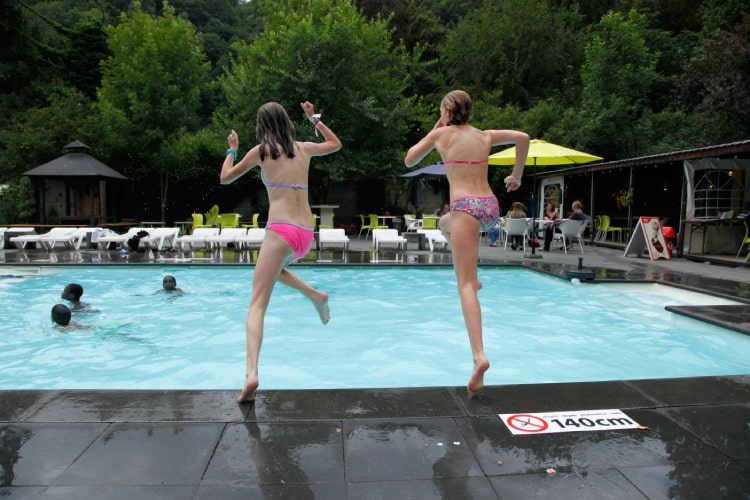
[506,414,549,433]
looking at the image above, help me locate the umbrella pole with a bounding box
[524,162,543,259]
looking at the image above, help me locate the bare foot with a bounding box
[237,374,259,403]
[467,357,490,398]
[311,291,330,324]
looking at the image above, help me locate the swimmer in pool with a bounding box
[405,89,529,397]
[220,100,341,403]
[61,283,87,310]
[156,275,183,295]
[51,303,82,329]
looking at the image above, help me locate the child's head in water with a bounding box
[159,275,183,295]
[51,304,78,327]
[61,283,84,307]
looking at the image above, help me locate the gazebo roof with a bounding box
[23,141,128,180]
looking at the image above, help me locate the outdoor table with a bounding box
[142,221,165,227]
[377,215,397,228]
[310,205,339,226]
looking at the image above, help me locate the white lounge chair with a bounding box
[10,227,73,249]
[372,228,407,250]
[318,228,350,250]
[206,227,247,250]
[96,227,152,250]
[235,228,266,250]
[142,227,180,251]
[41,227,101,250]
[175,227,220,251]
[416,229,448,251]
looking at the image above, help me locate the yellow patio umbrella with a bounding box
[489,139,602,258]
[488,139,603,167]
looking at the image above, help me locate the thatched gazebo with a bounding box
[23,140,128,226]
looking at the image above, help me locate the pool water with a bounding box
[2,266,749,390]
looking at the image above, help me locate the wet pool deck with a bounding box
[1,238,749,498]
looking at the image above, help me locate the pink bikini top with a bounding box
[443,159,486,165]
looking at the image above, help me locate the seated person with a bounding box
[434,203,450,217]
[506,201,526,250]
[544,202,561,222]
[487,207,504,247]
[51,304,82,329]
[544,200,589,251]
[487,221,501,247]
[61,283,87,310]
[156,275,183,295]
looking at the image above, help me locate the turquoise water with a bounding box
[1,266,749,390]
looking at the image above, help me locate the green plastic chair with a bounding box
[736,221,750,258]
[242,213,261,229]
[191,213,212,233]
[219,213,240,228]
[358,214,372,238]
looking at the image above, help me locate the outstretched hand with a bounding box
[227,129,239,150]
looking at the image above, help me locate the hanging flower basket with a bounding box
[612,187,634,210]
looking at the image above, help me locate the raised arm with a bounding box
[490,129,529,192]
[220,130,261,185]
[404,119,444,168]
[300,101,341,156]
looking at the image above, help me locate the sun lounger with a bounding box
[10,227,72,249]
[41,227,101,250]
[206,227,247,250]
[372,229,407,250]
[96,227,152,250]
[175,227,220,251]
[235,228,266,250]
[142,227,180,251]
[318,228,350,250]
[416,229,449,251]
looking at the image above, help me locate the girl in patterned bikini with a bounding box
[404,89,529,397]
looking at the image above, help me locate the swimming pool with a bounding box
[2,266,749,390]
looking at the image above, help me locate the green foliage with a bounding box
[680,13,750,144]
[0,177,36,225]
[0,86,95,182]
[97,1,210,220]
[573,9,661,159]
[203,204,219,226]
[217,0,420,200]
[441,0,584,108]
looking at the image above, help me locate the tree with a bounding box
[97,1,209,222]
[440,0,584,108]
[558,9,661,159]
[216,0,420,203]
[679,13,750,143]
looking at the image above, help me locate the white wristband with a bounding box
[307,113,321,124]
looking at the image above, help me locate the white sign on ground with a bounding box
[499,409,641,435]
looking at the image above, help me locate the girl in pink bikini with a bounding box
[220,101,341,403]
[405,89,529,397]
